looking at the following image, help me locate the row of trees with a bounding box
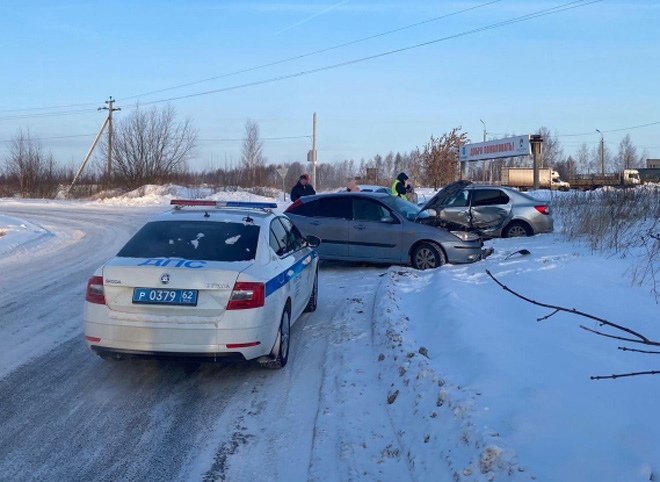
[0,105,652,199]
[533,126,648,182]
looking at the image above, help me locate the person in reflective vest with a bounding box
[391,172,409,197]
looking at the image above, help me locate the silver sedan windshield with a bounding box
[379,195,430,221]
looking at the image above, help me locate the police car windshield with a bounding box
[117,221,260,262]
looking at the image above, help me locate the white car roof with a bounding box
[152,200,279,224]
[155,208,273,225]
[357,184,390,192]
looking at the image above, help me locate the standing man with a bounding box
[290,173,316,202]
[392,172,409,197]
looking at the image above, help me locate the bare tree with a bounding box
[537,126,565,168]
[393,152,404,179]
[614,134,638,170]
[97,104,197,189]
[419,127,468,189]
[3,129,59,198]
[591,143,613,174]
[383,152,394,180]
[486,269,660,379]
[573,143,591,174]
[241,119,266,187]
[406,148,423,186]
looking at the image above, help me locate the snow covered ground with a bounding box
[0,185,658,482]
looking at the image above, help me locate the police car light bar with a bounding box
[170,199,278,209]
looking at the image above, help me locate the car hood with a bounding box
[419,180,472,213]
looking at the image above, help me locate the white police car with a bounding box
[84,200,320,369]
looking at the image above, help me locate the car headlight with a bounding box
[450,230,480,242]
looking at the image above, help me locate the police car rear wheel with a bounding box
[99,352,124,361]
[262,308,290,369]
[304,270,318,313]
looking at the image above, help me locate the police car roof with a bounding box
[151,200,278,223]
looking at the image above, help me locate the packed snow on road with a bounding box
[0,186,658,482]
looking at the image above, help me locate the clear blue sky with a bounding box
[1,0,659,171]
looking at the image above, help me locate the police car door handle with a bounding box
[353,224,366,230]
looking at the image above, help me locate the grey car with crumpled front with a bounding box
[285,191,492,270]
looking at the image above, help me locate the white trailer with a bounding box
[500,167,570,191]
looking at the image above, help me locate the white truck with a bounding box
[500,167,570,191]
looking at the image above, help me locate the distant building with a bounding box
[647,159,660,168]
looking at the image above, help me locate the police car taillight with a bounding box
[226,282,265,310]
[86,276,106,304]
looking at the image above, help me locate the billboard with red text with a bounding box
[459,135,530,162]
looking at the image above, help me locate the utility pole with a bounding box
[99,96,121,181]
[530,134,543,190]
[67,117,110,198]
[67,96,119,198]
[480,119,486,182]
[312,112,317,188]
[596,129,605,175]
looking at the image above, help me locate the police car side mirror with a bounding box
[306,235,321,248]
[379,216,395,223]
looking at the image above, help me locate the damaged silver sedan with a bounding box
[419,181,554,238]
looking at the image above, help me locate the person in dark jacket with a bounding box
[290,174,316,202]
[391,172,409,197]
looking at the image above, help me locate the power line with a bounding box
[0,133,311,144]
[556,121,660,137]
[5,0,581,117]
[0,133,97,143]
[0,108,99,121]
[131,0,602,107]
[0,1,503,118]
[118,0,504,102]
[198,135,312,142]
[492,118,660,141]
[0,102,100,115]
[0,0,606,132]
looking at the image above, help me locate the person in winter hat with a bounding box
[392,172,409,197]
[290,173,316,202]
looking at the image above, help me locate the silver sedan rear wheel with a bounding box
[503,221,532,238]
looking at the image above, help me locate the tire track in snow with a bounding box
[0,204,158,378]
[304,264,415,482]
[0,336,260,482]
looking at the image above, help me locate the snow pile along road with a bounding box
[0,213,52,257]
[373,267,526,481]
